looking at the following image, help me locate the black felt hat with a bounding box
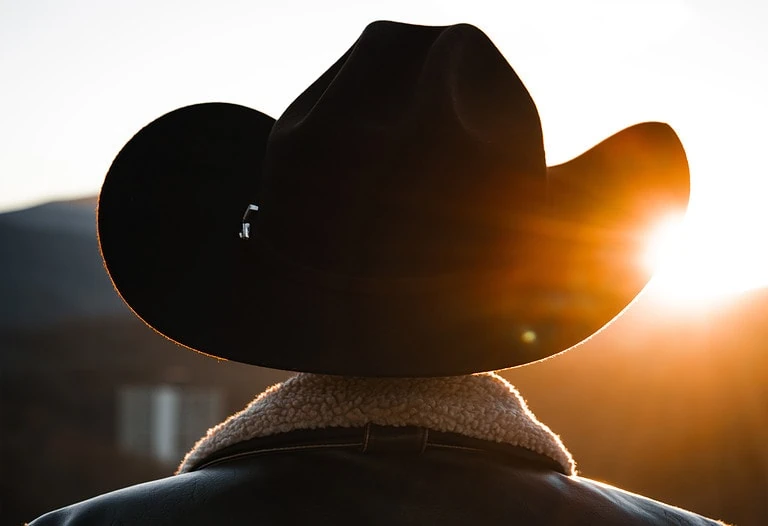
[98,21,689,377]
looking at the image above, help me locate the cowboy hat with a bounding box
[98,21,689,376]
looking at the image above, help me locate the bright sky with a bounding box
[2,0,767,300]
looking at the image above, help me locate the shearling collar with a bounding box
[178,372,575,475]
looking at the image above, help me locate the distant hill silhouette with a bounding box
[0,198,126,328]
[2,198,766,525]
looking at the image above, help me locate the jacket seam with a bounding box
[193,442,362,471]
[427,443,484,453]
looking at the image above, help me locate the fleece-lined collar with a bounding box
[178,372,575,475]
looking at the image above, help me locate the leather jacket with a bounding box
[30,374,725,525]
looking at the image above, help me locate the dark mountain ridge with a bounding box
[0,198,127,329]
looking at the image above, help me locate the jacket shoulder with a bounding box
[28,442,729,526]
[28,470,226,526]
[562,475,728,526]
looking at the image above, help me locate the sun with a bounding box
[641,212,768,307]
[642,214,686,276]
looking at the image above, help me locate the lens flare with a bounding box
[521,330,537,344]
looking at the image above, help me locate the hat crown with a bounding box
[259,22,546,277]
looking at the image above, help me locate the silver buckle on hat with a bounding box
[239,204,259,240]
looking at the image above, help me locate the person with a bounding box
[30,21,727,525]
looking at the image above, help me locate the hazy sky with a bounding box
[2,0,767,296]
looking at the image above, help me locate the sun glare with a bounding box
[641,212,768,307]
[643,215,686,276]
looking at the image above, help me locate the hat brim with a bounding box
[98,104,688,377]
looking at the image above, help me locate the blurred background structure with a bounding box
[2,1,767,525]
